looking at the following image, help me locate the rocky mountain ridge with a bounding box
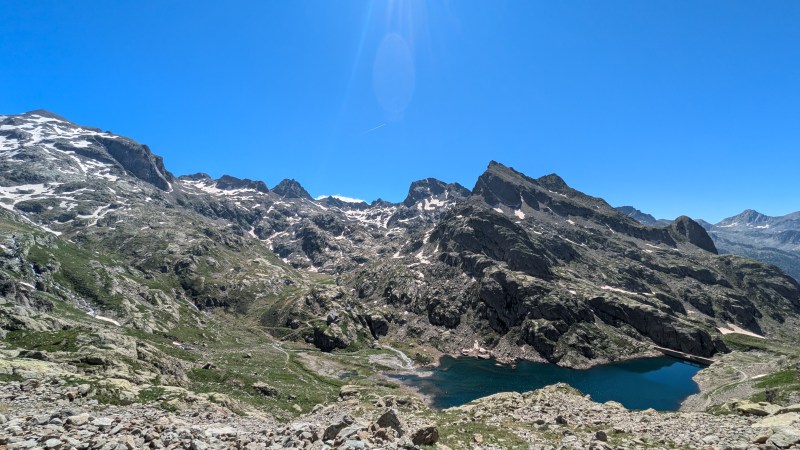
[1,110,800,367]
[708,210,800,282]
[618,206,800,282]
[2,109,800,448]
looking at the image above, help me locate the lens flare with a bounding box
[373,33,415,116]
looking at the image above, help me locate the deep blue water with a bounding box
[393,356,702,411]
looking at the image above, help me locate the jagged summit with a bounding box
[178,173,269,194]
[472,161,532,207]
[616,206,672,227]
[481,160,537,183]
[22,109,74,122]
[402,178,470,207]
[0,110,174,191]
[370,198,394,207]
[179,173,213,182]
[216,175,269,193]
[474,162,578,204]
[536,173,570,192]
[317,195,369,209]
[272,178,312,200]
[473,161,617,219]
[718,209,771,227]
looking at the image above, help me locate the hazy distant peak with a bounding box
[615,206,672,227]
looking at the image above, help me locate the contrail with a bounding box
[361,123,386,135]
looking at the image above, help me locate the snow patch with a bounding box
[315,194,366,204]
[717,323,765,339]
[88,312,121,327]
[564,238,586,248]
[601,285,652,297]
[422,198,446,211]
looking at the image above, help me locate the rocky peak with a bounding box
[402,178,470,207]
[215,175,269,193]
[472,161,533,207]
[536,173,570,192]
[1,110,174,191]
[22,109,73,122]
[17,110,104,134]
[179,173,213,182]
[616,206,671,227]
[718,209,771,227]
[669,216,718,254]
[93,135,175,191]
[317,196,369,210]
[272,179,312,200]
[472,162,610,213]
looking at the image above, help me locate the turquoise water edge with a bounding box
[392,356,702,411]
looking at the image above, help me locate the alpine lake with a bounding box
[392,356,703,411]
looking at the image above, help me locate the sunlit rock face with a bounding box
[1,110,799,367]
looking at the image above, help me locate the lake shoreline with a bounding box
[386,354,704,412]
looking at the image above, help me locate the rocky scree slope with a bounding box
[8,370,796,450]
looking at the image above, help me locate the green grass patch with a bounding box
[137,386,179,411]
[125,329,199,362]
[186,345,346,420]
[0,373,24,383]
[721,334,774,352]
[27,242,126,313]
[755,369,799,389]
[5,329,86,353]
[434,414,529,449]
[750,369,800,404]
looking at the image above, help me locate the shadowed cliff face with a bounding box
[1,111,799,368]
[350,162,800,365]
[0,111,174,191]
[93,136,174,191]
[669,216,718,254]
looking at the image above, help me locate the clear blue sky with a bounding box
[1,1,798,222]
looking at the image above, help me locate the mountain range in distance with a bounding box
[617,206,800,282]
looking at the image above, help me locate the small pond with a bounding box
[392,356,702,411]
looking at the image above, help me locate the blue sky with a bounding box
[1,1,798,222]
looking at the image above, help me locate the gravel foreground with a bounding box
[3,374,800,450]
